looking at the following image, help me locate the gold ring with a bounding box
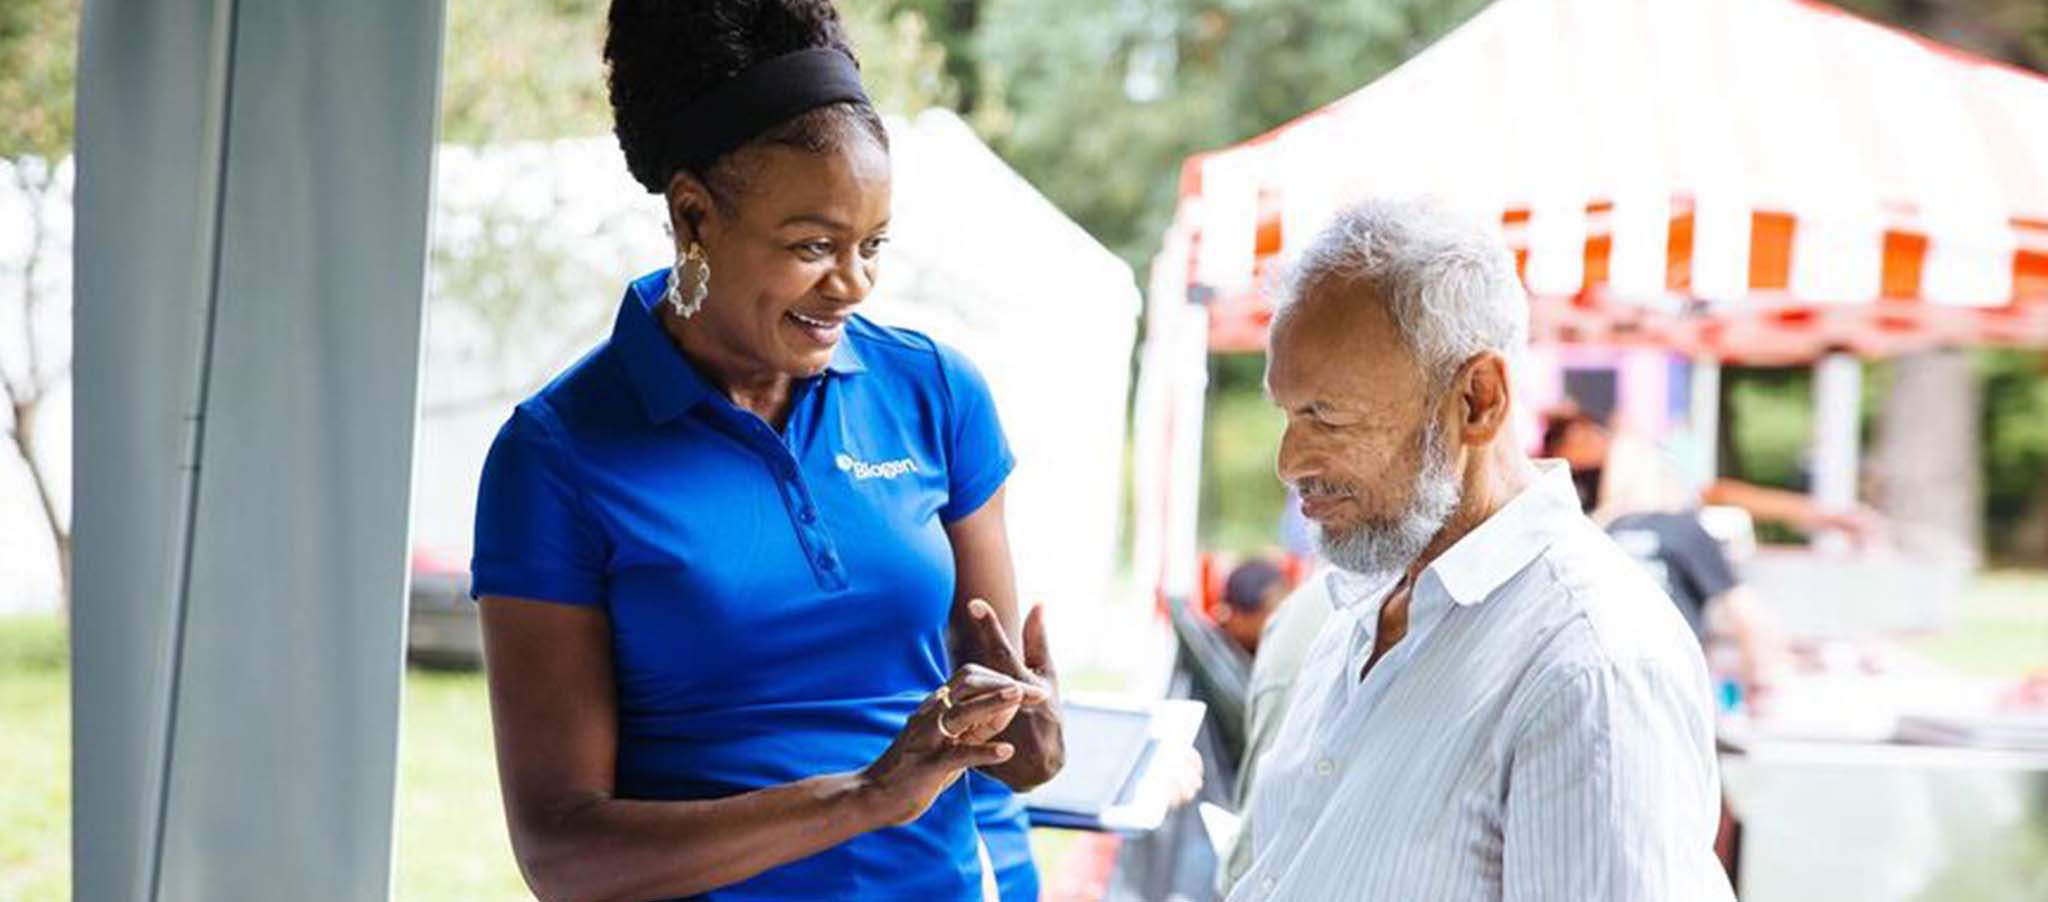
[935,711,963,741]
[933,685,954,710]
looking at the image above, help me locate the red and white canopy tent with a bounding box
[1131,0,2048,603]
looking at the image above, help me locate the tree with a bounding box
[1,0,78,617]
[964,0,1492,266]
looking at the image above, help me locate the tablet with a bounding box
[1023,703,1157,819]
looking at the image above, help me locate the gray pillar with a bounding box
[73,2,444,899]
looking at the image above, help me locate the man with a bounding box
[1216,558,1291,656]
[1230,198,1733,900]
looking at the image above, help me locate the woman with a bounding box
[470,2,1064,899]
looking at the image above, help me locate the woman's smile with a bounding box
[784,308,847,346]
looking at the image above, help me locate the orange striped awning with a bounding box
[1165,0,2048,364]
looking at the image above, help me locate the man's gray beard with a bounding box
[1311,419,1463,580]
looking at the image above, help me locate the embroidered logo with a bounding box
[836,452,919,481]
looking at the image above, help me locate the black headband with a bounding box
[666,47,871,181]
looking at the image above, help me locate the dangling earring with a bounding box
[665,241,711,319]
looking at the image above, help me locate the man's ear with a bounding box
[1453,351,1513,446]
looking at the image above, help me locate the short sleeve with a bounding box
[933,342,1015,523]
[469,406,608,606]
[1666,516,1738,604]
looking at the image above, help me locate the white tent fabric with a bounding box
[1169,0,2048,362]
[860,109,1142,619]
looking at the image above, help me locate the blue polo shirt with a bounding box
[472,270,1028,901]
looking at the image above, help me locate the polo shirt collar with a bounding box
[613,269,866,425]
[1322,460,1579,613]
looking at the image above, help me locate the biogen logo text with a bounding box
[835,453,919,481]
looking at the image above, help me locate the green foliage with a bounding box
[1980,351,2048,550]
[965,0,1491,266]
[1835,0,2048,74]
[438,0,610,144]
[842,1,960,114]
[435,0,956,147]
[1200,353,1286,552]
[0,0,76,161]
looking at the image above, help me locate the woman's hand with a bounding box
[958,599,1065,790]
[859,666,1049,827]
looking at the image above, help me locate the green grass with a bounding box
[0,617,67,902]
[394,669,530,900]
[1900,570,2048,679]
[3,572,2044,899]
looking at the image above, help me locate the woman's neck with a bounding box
[660,308,795,427]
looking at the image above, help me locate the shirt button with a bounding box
[1315,758,1336,777]
[799,506,818,523]
[817,551,838,571]
[1260,876,1278,895]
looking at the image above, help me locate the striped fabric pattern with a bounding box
[1230,466,1734,901]
[1172,0,2048,362]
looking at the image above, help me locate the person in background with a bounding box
[1219,564,1334,897]
[1216,558,1290,657]
[1544,406,1882,544]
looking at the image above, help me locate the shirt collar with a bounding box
[1322,461,1580,613]
[1426,461,1579,607]
[613,268,867,425]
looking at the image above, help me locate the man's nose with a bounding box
[1275,422,1312,487]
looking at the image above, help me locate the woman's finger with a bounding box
[941,688,1022,733]
[939,700,1024,743]
[1021,604,1058,685]
[945,666,1048,705]
[939,741,1014,772]
[965,599,1031,678]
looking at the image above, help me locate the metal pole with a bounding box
[1811,353,1862,552]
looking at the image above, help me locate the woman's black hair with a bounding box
[605,0,889,200]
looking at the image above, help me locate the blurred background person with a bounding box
[1215,557,1289,657]
[1544,404,1882,546]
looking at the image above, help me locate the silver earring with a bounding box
[665,241,711,318]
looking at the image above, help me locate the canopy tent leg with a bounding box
[1690,358,1722,483]
[1811,353,1863,552]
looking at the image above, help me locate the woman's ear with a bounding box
[664,169,716,247]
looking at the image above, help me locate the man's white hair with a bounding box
[1278,197,1529,387]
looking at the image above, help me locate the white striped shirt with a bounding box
[1231,464,1735,901]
